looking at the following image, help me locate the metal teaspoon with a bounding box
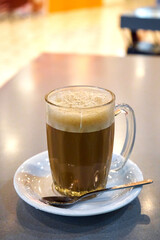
[40,179,153,207]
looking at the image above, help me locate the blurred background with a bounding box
[0,0,155,87]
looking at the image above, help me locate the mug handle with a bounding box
[110,104,136,171]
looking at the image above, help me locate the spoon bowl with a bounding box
[40,179,153,207]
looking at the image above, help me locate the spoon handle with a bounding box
[41,179,153,206]
[107,179,153,191]
[80,179,153,200]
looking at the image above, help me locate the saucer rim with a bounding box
[13,151,143,217]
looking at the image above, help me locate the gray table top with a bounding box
[121,6,160,31]
[0,53,160,240]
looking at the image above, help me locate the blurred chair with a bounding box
[120,6,160,55]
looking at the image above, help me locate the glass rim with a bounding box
[45,85,115,109]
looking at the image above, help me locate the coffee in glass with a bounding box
[45,86,136,197]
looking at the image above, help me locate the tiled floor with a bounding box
[0,0,154,87]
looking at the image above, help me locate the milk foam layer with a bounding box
[49,89,112,108]
[46,87,115,132]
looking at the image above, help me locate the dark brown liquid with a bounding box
[47,123,114,196]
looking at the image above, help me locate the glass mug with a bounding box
[45,86,136,197]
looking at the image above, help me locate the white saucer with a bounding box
[14,151,143,217]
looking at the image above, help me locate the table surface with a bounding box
[0,53,160,240]
[121,6,160,31]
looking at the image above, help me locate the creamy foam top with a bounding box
[48,89,112,108]
[46,87,115,132]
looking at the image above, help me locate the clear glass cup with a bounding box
[45,86,136,197]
